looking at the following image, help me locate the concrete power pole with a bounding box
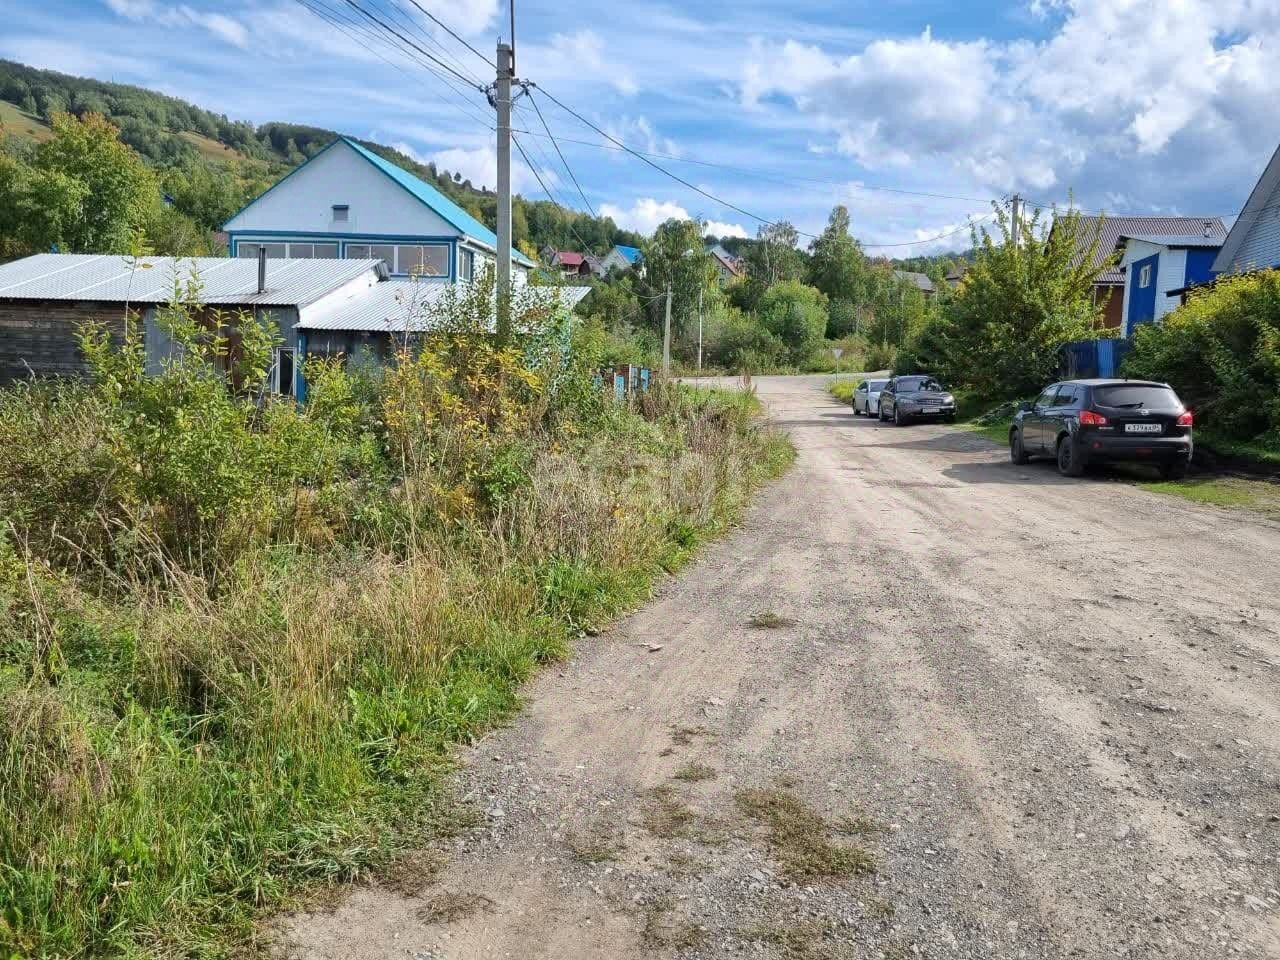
[696,286,704,377]
[1010,194,1022,251]
[495,41,514,342]
[662,283,673,379]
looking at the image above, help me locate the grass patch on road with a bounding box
[735,788,876,883]
[748,610,797,629]
[1140,476,1280,518]
[673,762,718,782]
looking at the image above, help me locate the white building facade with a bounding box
[223,137,533,283]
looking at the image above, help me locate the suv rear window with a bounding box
[1093,384,1182,411]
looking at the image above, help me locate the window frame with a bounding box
[1138,264,1152,288]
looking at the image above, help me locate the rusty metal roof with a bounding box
[0,254,385,306]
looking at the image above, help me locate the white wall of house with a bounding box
[1223,182,1280,271]
[224,141,460,238]
[1119,240,1188,334]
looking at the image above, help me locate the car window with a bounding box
[869,380,888,391]
[1035,387,1059,408]
[1093,384,1182,411]
[856,383,867,392]
[1053,385,1078,407]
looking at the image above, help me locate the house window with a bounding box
[347,244,395,270]
[285,242,339,258]
[237,242,286,259]
[332,204,349,222]
[274,347,295,397]
[1138,264,1152,288]
[394,244,449,277]
[459,248,475,281]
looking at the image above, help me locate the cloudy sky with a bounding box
[3,0,1280,252]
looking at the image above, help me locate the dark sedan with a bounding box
[1010,379,1193,479]
[878,375,957,425]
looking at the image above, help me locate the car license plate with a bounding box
[1125,423,1162,434]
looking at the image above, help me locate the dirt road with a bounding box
[282,376,1280,959]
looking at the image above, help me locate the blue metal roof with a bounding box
[614,244,642,263]
[340,138,533,267]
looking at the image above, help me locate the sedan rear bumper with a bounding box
[1080,434,1192,463]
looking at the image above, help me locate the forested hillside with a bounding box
[0,59,644,257]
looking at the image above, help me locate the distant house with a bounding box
[599,244,643,275]
[547,250,593,277]
[0,253,385,395]
[223,136,533,282]
[944,264,968,289]
[1116,233,1223,335]
[1065,216,1227,329]
[706,243,744,284]
[1212,142,1280,275]
[893,270,935,300]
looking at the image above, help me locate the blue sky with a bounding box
[4,0,1280,253]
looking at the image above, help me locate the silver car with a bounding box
[852,379,889,417]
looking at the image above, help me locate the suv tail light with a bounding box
[1176,410,1193,426]
[1079,410,1108,426]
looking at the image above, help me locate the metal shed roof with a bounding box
[0,254,385,306]
[893,270,935,292]
[1116,234,1224,249]
[298,280,591,332]
[1067,216,1227,284]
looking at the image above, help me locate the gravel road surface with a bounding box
[282,375,1280,960]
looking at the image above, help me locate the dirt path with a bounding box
[281,376,1280,960]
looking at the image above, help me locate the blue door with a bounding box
[1126,253,1159,335]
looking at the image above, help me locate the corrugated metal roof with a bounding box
[298,280,591,332]
[893,270,935,292]
[613,245,642,263]
[1116,234,1224,249]
[340,138,535,268]
[1069,216,1227,284]
[0,254,384,306]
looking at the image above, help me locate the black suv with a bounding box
[1009,379,1193,478]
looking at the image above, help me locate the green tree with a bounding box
[915,201,1108,397]
[636,218,719,353]
[757,280,828,363]
[27,112,158,252]
[807,205,870,307]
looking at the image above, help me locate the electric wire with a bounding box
[399,0,497,68]
[338,0,483,90]
[527,90,596,217]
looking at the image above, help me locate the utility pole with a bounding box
[1010,194,1022,251]
[494,41,514,342]
[662,283,673,380]
[696,286,704,377]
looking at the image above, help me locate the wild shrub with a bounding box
[1123,270,1280,443]
[0,274,793,956]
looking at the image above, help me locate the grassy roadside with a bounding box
[0,313,794,956]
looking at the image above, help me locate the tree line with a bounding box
[0,59,644,259]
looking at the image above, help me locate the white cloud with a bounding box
[521,29,637,96]
[103,0,247,47]
[604,115,681,157]
[598,197,747,238]
[705,220,749,239]
[429,144,556,195]
[741,1,1280,203]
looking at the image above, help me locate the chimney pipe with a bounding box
[257,245,267,295]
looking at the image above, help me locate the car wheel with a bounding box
[877,404,886,422]
[1159,460,1189,481]
[1056,435,1085,477]
[894,405,906,426]
[1010,428,1030,464]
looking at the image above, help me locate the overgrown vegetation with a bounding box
[1123,270,1280,449]
[0,275,792,957]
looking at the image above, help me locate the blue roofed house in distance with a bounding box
[599,244,643,275]
[222,136,534,283]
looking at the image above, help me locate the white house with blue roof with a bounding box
[599,244,643,275]
[223,136,534,282]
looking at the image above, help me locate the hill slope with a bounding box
[0,58,644,254]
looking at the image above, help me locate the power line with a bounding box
[295,0,493,129]
[530,84,988,251]
[379,0,486,86]
[526,91,596,217]
[511,131,599,256]
[399,0,496,69]
[510,126,994,206]
[339,0,484,90]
